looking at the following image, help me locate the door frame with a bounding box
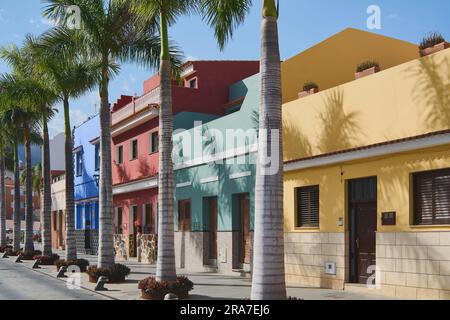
[347,176,378,284]
[206,196,218,265]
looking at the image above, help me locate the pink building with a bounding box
[111,61,259,260]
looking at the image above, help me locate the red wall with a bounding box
[112,117,159,186]
[113,188,158,236]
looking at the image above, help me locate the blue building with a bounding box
[73,115,100,255]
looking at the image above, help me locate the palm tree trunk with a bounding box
[64,96,77,261]
[0,141,6,247]
[41,112,52,256]
[13,141,20,251]
[97,59,115,269]
[24,124,34,253]
[156,11,176,282]
[251,0,287,300]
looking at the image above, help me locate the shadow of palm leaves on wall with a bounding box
[317,89,361,154]
[408,56,450,130]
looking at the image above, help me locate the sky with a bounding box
[0,0,449,139]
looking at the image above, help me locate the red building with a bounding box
[111,60,259,260]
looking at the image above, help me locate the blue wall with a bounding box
[73,115,100,231]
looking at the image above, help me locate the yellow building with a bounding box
[282,28,450,299]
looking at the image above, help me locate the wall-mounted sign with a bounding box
[382,212,396,226]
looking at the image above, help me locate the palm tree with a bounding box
[132,0,198,283]
[43,0,173,268]
[26,35,98,260]
[0,115,7,247]
[201,0,287,299]
[1,41,58,256]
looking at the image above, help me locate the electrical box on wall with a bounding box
[325,262,336,275]
[219,248,227,263]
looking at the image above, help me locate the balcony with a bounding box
[111,86,160,127]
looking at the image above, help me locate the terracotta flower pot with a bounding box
[355,66,380,80]
[298,87,319,99]
[420,42,449,57]
[88,274,97,283]
[141,290,162,300]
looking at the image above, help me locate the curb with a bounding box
[2,257,121,300]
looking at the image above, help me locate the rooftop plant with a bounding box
[420,32,446,50]
[356,60,380,73]
[303,82,319,92]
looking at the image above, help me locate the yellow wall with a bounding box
[284,146,450,233]
[283,48,450,162]
[281,28,420,104]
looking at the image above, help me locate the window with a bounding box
[94,143,100,171]
[76,151,83,176]
[296,186,319,228]
[150,132,159,154]
[413,168,450,225]
[130,140,138,160]
[188,78,197,89]
[116,207,123,234]
[144,203,153,234]
[178,199,191,232]
[116,145,123,164]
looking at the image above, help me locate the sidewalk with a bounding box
[11,250,392,300]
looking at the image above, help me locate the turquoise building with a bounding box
[173,74,259,275]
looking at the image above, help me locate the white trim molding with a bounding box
[229,171,252,180]
[113,176,158,195]
[284,132,450,172]
[176,181,192,188]
[200,176,219,184]
[111,108,159,138]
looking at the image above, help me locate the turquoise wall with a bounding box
[174,74,259,232]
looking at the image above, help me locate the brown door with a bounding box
[239,194,251,265]
[349,177,377,284]
[130,206,138,257]
[207,197,218,262]
[58,211,63,247]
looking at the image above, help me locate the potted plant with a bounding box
[0,245,12,253]
[55,259,90,272]
[419,32,449,57]
[355,60,380,79]
[33,253,60,266]
[87,264,131,283]
[138,276,194,300]
[298,82,319,98]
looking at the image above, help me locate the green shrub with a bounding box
[19,250,42,260]
[420,32,445,50]
[356,60,380,73]
[55,259,90,272]
[87,264,131,283]
[0,245,12,253]
[33,254,60,266]
[138,276,194,300]
[302,82,318,92]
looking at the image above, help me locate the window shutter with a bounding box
[296,186,319,227]
[414,169,450,225]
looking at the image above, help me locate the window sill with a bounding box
[410,224,450,229]
[294,227,320,231]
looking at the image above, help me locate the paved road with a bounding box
[0,258,108,300]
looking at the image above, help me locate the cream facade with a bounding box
[282,30,450,299]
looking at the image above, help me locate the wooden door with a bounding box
[355,202,377,284]
[239,194,251,265]
[208,197,218,261]
[130,206,138,257]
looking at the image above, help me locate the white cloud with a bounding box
[48,106,91,138]
[28,17,36,24]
